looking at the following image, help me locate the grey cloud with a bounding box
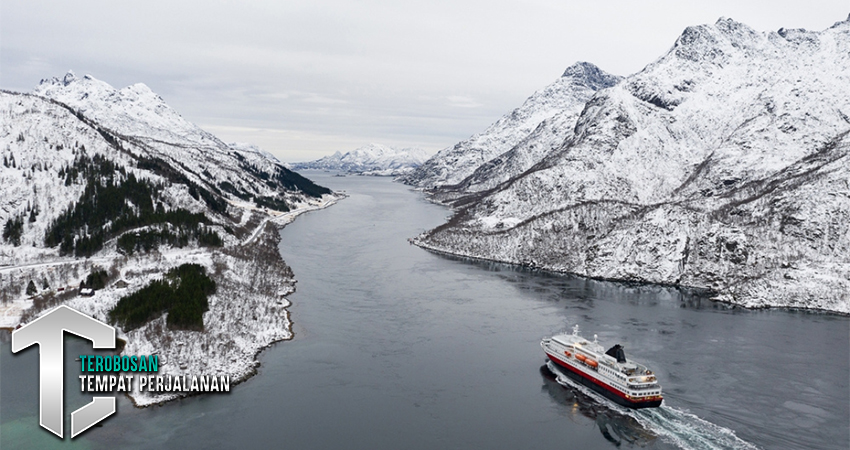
[2,0,846,162]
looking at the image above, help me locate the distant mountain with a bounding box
[399,62,621,191]
[292,143,429,176]
[414,17,850,313]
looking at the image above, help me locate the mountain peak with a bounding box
[561,61,597,77]
[713,17,760,43]
[402,61,621,188]
[63,70,77,85]
[31,71,215,149]
[38,70,87,89]
[561,62,620,90]
[35,71,115,97]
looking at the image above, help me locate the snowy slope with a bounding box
[0,74,339,404]
[31,72,327,206]
[0,92,126,259]
[229,141,284,166]
[415,16,850,313]
[400,62,621,189]
[429,109,581,205]
[291,143,429,175]
[34,72,216,149]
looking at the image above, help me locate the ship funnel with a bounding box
[605,344,627,363]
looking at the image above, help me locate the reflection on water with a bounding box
[540,364,660,448]
[430,252,735,313]
[544,360,762,450]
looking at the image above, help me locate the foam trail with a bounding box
[546,361,760,450]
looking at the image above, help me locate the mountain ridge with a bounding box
[0,72,339,405]
[412,16,850,313]
[292,143,429,175]
[399,62,622,189]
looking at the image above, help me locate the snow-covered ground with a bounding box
[412,16,850,314]
[0,299,32,328]
[2,195,338,405]
[0,73,343,405]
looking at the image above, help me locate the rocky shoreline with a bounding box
[2,196,340,407]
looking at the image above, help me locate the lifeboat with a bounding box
[586,359,598,368]
[564,350,571,357]
[575,354,587,362]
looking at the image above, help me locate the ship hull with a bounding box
[546,353,662,409]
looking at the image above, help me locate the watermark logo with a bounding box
[12,305,117,438]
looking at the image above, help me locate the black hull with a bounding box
[548,357,662,409]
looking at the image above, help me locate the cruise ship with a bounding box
[541,326,663,409]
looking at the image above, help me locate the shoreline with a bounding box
[123,194,345,408]
[1,193,342,408]
[124,194,341,407]
[411,236,850,317]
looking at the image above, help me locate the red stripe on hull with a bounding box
[545,351,660,407]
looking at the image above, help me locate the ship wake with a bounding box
[546,361,759,450]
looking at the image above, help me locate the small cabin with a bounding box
[79,288,95,297]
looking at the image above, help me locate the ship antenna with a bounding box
[572,324,580,336]
[594,334,598,344]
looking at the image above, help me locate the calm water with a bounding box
[2,174,848,450]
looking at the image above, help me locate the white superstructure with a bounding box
[541,325,662,408]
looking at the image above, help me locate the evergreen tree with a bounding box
[82,268,108,289]
[109,264,215,331]
[25,280,37,296]
[2,216,23,246]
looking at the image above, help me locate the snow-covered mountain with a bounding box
[1,73,334,259]
[0,72,339,404]
[229,141,285,166]
[399,62,621,190]
[414,17,850,313]
[29,72,327,207]
[291,143,429,176]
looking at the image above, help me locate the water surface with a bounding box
[2,174,847,450]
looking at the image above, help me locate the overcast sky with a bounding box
[1,1,846,162]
